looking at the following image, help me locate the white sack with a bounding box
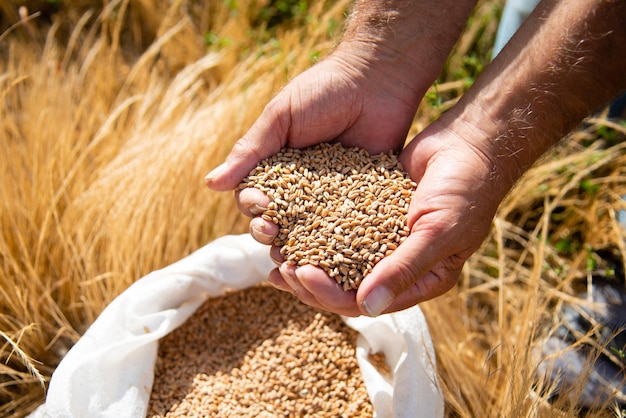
[30,234,443,418]
[344,312,443,418]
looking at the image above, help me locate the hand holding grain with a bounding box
[204,48,505,317]
[203,46,422,193]
[232,122,504,318]
[237,143,416,292]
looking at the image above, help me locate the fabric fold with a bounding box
[30,234,442,418]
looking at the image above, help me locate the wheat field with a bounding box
[1,1,625,417]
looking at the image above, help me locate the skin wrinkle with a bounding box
[333,43,424,101]
[324,54,417,152]
[433,107,511,194]
[460,1,625,194]
[229,137,267,170]
[293,81,307,140]
[325,70,365,134]
[388,251,422,295]
[340,37,449,93]
[260,96,292,152]
[278,103,292,148]
[346,91,364,136]
[343,1,477,84]
[372,42,436,94]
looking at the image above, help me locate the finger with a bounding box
[295,264,361,316]
[204,100,291,191]
[269,265,330,313]
[269,245,284,266]
[279,263,317,306]
[236,188,271,217]
[384,265,462,312]
[278,263,313,296]
[356,228,457,316]
[249,217,279,245]
[267,268,292,292]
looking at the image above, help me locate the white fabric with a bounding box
[492,0,540,57]
[30,234,443,418]
[344,312,444,418]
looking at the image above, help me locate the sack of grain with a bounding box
[29,234,443,418]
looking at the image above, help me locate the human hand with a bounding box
[206,44,432,314]
[204,43,424,192]
[259,117,508,317]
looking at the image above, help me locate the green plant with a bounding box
[254,0,309,29]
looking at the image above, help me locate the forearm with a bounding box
[335,0,479,99]
[445,0,626,191]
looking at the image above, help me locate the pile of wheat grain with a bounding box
[238,143,417,290]
[147,284,374,417]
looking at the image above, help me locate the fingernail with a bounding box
[250,203,268,216]
[362,286,394,317]
[204,162,228,186]
[279,264,296,282]
[251,224,274,241]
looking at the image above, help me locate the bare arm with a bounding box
[339,0,479,91]
[443,0,626,188]
[205,0,479,191]
[361,0,626,316]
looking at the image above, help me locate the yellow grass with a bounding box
[423,131,626,417]
[1,0,625,417]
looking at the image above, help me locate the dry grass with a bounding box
[1,0,625,417]
[423,129,626,417]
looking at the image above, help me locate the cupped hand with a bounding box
[204,43,424,192]
[207,43,509,316]
[251,117,510,317]
[354,120,507,316]
[205,45,431,314]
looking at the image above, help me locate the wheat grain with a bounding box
[146,285,374,417]
[239,143,417,290]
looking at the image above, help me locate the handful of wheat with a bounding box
[239,143,416,290]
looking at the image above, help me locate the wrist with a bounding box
[435,83,559,201]
[338,0,479,101]
[330,40,429,106]
[439,102,530,198]
[444,0,626,187]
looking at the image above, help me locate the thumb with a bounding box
[356,229,462,316]
[204,100,290,191]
